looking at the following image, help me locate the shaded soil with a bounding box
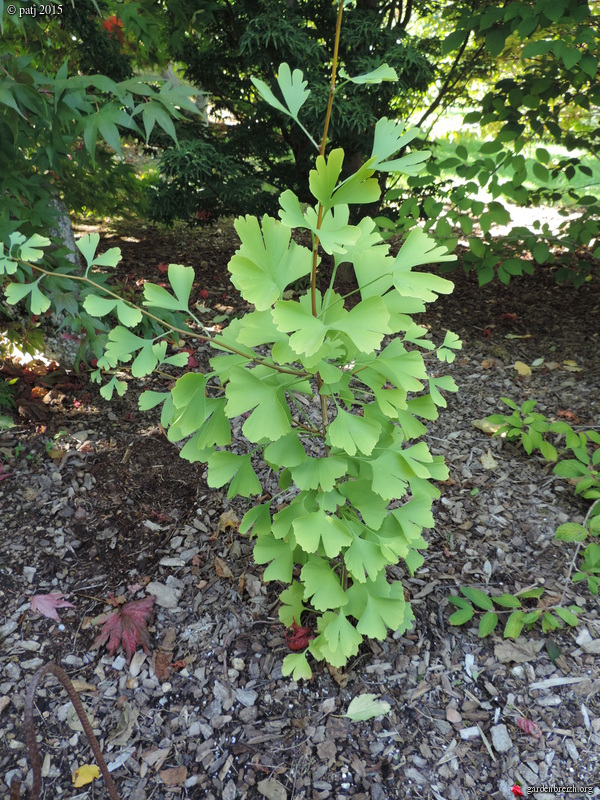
[1,217,599,800]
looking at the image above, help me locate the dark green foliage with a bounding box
[151,0,434,224]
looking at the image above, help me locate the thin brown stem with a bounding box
[20,260,309,378]
[310,0,345,449]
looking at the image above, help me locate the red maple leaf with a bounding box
[103,15,124,44]
[511,784,524,797]
[92,596,156,662]
[30,592,75,622]
[285,619,314,651]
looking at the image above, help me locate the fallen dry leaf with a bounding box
[513,360,532,377]
[217,509,239,533]
[160,765,187,786]
[494,639,544,663]
[72,764,100,788]
[30,592,75,622]
[214,556,234,579]
[91,595,155,662]
[327,663,349,687]
[516,717,542,738]
[153,650,171,682]
[480,449,498,470]
[480,358,495,369]
[563,359,583,372]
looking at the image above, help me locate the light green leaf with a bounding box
[554,606,579,626]
[100,376,127,400]
[328,409,381,456]
[493,594,522,608]
[19,234,51,262]
[309,148,344,208]
[76,233,101,267]
[340,64,398,85]
[338,480,388,531]
[478,612,499,637]
[207,452,262,498]
[345,693,391,721]
[168,373,207,439]
[279,581,310,627]
[143,264,194,311]
[301,555,348,611]
[272,298,327,357]
[343,530,390,583]
[254,533,294,582]
[224,367,292,443]
[281,652,312,681]
[310,611,363,666]
[331,297,391,353]
[555,522,589,542]
[346,574,410,639]
[230,215,312,310]
[461,587,493,611]
[291,456,347,492]
[293,511,352,558]
[393,229,455,302]
[264,432,307,469]
[139,391,169,411]
[371,118,421,167]
[504,610,526,639]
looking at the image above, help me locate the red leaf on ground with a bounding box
[199,289,209,299]
[285,619,314,651]
[91,596,156,662]
[30,592,75,622]
[516,717,542,738]
[157,262,169,273]
[498,313,518,322]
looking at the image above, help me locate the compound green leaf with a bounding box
[291,456,347,492]
[230,215,312,310]
[281,652,313,680]
[254,533,294,582]
[207,452,262,498]
[301,555,348,611]
[328,408,381,456]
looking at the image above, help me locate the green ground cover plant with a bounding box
[449,398,600,644]
[1,1,461,679]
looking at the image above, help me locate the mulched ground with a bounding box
[1,216,599,800]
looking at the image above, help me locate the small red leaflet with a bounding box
[30,592,75,622]
[516,717,542,738]
[285,619,314,651]
[91,595,156,662]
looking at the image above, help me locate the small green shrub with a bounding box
[2,3,460,679]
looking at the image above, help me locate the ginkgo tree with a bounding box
[2,0,460,679]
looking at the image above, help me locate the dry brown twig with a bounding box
[10,662,121,800]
